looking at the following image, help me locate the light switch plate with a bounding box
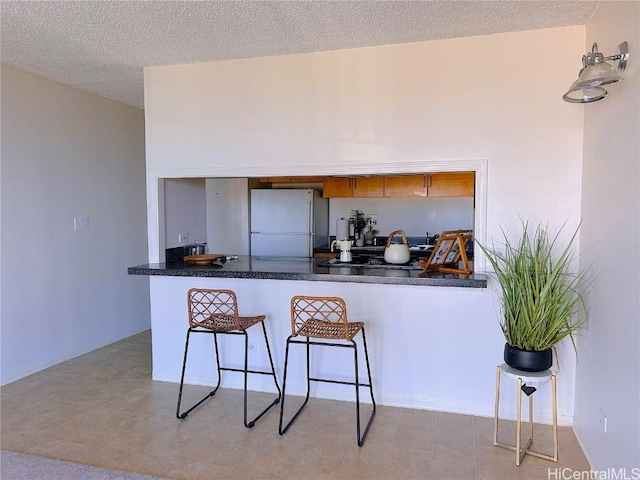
[74,216,89,231]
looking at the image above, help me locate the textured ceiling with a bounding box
[1,1,599,109]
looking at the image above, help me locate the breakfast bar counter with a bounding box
[130,256,574,425]
[128,256,487,288]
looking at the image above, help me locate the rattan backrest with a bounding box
[290,296,349,339]
[187,288,239,329]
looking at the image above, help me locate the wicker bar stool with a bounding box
[278,295,376,446]
[176,288,281,428]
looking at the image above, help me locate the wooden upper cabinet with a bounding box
[427,172,475,197]
[259,177,289,183]
[384,175,427,197]
[352,177,384,197]
[323,177,384,197]
[322,177,353,197]
[260,176,323,183]
[322,172,475,198]
[293,176,323,183]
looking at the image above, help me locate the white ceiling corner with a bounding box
[0,1,599,109]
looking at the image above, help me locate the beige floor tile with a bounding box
[88,448,172,478]
[289,457,344,480]
[195,462,249,480]
[559,448,590,471]
[557,427,585,454]
[398,407,438,430]
[394,425,436,453]
[287,434,349,479]
[370,405,402,428]
[160,457,214,480]
[385,447,432,473]
[476,462,524,480]
[0,331,591,480]
[336,459,385,480]
[429,449,476,480]
[520,463,561,480]
[0,432,39,452]
[361,423,397,447]
[25,438,99,465]
[475,444,525,480]
[343,441,392,467]
[244,448,305,479]
[381,465,429,480]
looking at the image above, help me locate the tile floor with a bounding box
[1,331,590,479]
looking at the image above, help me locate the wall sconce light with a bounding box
[563,41,630,103]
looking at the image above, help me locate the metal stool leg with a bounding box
[176,329,222,419]
[279,336,311,435]
[262,321,282,401]
[242,325,281,428]
[355,327,376,446]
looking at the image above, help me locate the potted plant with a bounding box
[477,220,590,372]
[349,210,368,239]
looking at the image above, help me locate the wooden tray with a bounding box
[183,254,224,265]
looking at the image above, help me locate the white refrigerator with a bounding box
[250,189,329,257]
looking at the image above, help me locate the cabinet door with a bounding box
[291,176,323,183]
[427,172,475,197]
[259,177,290,183]
[384,175,427,197]
[352,177,384,197]
[323,177,353,197]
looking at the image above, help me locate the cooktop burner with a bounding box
[319,255,422,270]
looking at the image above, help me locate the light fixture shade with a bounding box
[576,61,622,87]
[562,80,607,103]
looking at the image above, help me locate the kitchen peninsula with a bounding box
[128,256,487,287]
[129,255,500,419]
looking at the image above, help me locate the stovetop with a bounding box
[319,255,423,271]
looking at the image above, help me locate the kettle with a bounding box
[331,238,353,262]
[384,230,411,264]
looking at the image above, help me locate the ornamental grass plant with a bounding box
[478,220,590,352]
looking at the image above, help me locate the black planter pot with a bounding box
[504,343,552,372]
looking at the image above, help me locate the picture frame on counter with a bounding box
[419,230,473,274]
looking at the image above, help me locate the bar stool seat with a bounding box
[176,288,281,428]
[278,295,376,446]
[494,363,558,466]
[296,318,364,339]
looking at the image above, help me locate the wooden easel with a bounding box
[419,230,473,274]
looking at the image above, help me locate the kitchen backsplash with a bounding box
[329,196,474,238]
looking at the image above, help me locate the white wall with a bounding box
[143,28,587,422]
[164,178,207,248]
[574,1,640,470]
[144,26,586,259]
[0,66,150,385]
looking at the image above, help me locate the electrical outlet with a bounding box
[178,233,189,243]
[599,410,607,432]
[73,216,89,231]
[366,214,378,225]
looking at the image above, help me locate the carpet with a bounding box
[0,450,169,480]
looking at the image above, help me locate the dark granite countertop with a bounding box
[128,256,487,288]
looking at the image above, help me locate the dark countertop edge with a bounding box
[128,265,487,288]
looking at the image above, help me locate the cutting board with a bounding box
[183,254,224,265]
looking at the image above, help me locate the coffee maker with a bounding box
[330,239,353,262]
